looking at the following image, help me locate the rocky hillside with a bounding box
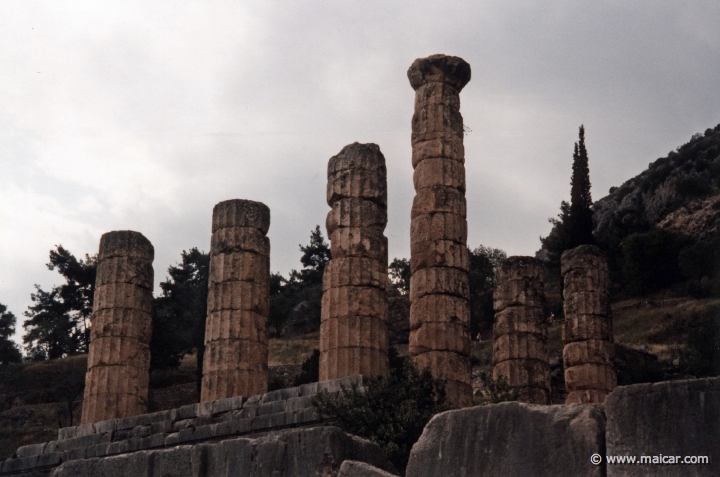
[593,124,720,245]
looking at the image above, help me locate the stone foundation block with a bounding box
[405,401,605,477]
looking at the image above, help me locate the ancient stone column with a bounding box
[492,257,550,404]
[561,245,616,404]
[81,231,154,424]
[201,199,270,402]
[408,54,472,408]
[320,142,389,381]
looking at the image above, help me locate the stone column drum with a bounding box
[561,245,616,404]
[81,231,154,424]
[201,199,270,402]
[408,54,472,408]
[320,142,389,380]
[492,257,550,404]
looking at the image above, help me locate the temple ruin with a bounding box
[561,244,617,404]
[81,230,154,424]
[492,256,550,404]
[320,142,389,380]
[408,54,473,408]
[201,199,271,402]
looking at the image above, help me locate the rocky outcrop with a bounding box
[82,231,154,424]
[405,401,606,477]
[657,194,720,241]
[606,377,720,476]
[202,199,271,402]
[408,54,472,409]
[592,126,720,245]
[321,142,389,381]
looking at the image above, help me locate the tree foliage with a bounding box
[313,348,448,473]
[268,226,331,337]
[23,246,96,360]
[621,229,692,296]
[292,349,320,386]
[388,258,410,296]
[468,245,506,339]
[540,126,595,277]
[150,248,209,387]
[0,303,22,364]
[568,125,594,248]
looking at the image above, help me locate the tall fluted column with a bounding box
[408,54,472,408]
[201,199,270,402]
[81,231,154,424]
[320,142,389,380]
[561,245,616,404]
[492,257,550,404]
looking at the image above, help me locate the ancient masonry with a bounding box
[408,54,473,408]
[81,231,154,424]
[321,143,389,380]
[492,257,550,404]
[561,245,617,404]
[201,199,271,402]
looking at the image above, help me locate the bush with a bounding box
[312,348,448,473]
[682,313,720,378]
[292,349,319,386]
[621,229,692,296]
[476,373,518,405]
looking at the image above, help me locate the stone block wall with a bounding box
[202,199,271,402]
[2,376,372,476]
[407,54,473,409]
[81,230,154,424]
[321,143,389,381]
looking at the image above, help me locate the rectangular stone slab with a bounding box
[405,402,606,477]
[606,378,720,476]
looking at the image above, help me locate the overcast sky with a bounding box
[2,2,720,344]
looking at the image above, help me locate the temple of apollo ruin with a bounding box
[76,53,617,424]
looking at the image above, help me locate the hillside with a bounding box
[593,124,720,245]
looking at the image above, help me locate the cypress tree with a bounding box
[567,125,594,248]
[540,125,594,276]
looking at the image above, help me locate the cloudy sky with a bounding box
[2,2,720,344]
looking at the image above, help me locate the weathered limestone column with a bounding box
[320,142,389,380]
[561,245,616,404]
[492,257,550,404]
[408,54,472,408]
[81,231,154,424]
[201,199,270,402]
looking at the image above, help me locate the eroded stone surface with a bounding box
[605,378,720,476]
[202,199,270,402]
[561,245,616,404]
[492,257,549,404]
[408,55,472,409]
[405,402,606,477]
[321,143,389,381]
[82,231,154,424]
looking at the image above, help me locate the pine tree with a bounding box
[22,246,96,359]
[0,303,22,364]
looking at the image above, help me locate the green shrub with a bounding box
[621,229,692,296]
[312,348,448,474]
[292,349,319,386]
[682,313,720,378]
[476,373,518,405]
